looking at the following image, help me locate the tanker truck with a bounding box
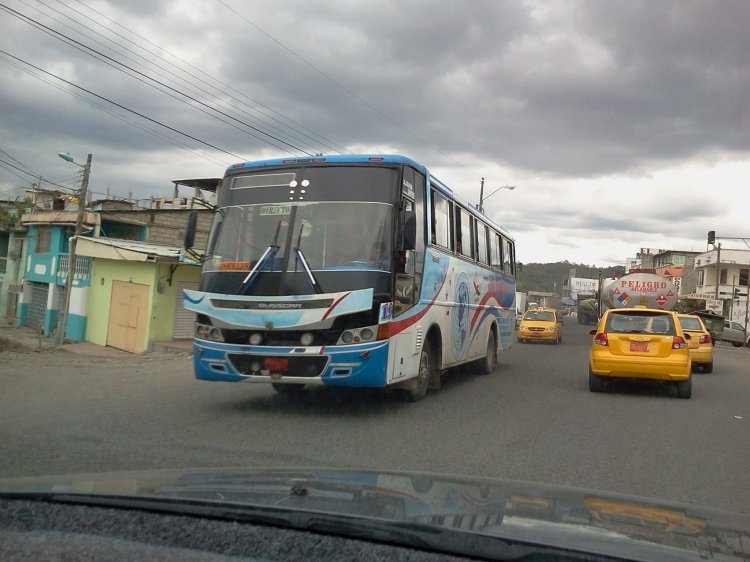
[600,273,678,311]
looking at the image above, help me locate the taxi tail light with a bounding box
[672,336,688,349]
[593,333,608,346]
[699,334,712,344]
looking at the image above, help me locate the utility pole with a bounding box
[714,243,721,300]
[57,153,92,345]
[744,285,749,345]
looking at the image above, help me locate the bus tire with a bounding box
[406,346,433,402]
[476,331,497,375]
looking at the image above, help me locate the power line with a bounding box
[0,150,77,192]
[0,48,246,160]
[66,0,348,154]
[1,55,232,168]
[217,0,466,168]
[18,0,330,155]
[1,3,312,157]
[0,163,34,187]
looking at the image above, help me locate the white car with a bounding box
[718,320,750,347]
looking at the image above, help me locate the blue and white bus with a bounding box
[183,155,516,401]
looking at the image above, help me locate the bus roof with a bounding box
[226,154,426,174]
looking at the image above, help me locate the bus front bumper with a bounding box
[192,339,389,387]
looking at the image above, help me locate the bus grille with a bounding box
[227,354,329,378]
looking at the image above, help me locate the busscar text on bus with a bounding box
[181,155,517,401]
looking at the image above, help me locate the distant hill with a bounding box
[517,261,625,294]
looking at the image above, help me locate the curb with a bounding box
[1,331,192,357]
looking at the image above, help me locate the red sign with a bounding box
[655,295,668,306]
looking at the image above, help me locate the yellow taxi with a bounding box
[677,313,714,373]
[517,307,563,344]
[588,307,692,398]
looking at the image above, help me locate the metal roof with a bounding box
[74,236,185,262]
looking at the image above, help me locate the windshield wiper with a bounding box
[294,248,323,294]
[293,224,323,294]
[238,220,283,295]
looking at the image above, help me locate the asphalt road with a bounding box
[1,320,749,515]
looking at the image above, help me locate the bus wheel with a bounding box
[272,383,306,395]
[476,332,497,375]
[406,346,432,402]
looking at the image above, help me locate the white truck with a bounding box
[516,292,528,317]
[514,292,529,329]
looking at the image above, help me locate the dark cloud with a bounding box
[1,0,748,263]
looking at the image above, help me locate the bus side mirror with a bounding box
[184,210,198,249]
[397,250,415,275]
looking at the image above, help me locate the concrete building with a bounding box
[0,201,27,325]
[16,187,213,345]
[692,248,749,322]
[650,249,702,297]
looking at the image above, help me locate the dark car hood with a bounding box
[1,467,748,561]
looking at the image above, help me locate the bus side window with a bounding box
[491,232,501,268]
[430,190,452,249]
[503,237,514,275]
[456,207,473,259]
[476,221,489,264]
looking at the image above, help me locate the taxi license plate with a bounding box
[630,342,649,352]
[264,357,289,371]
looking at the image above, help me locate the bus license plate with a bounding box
[630,342,649,352]
[264,357,289,372]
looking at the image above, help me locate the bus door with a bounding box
[388,169,425,384]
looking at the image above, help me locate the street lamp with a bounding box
[477,177,516,213]
[56,152,92,345]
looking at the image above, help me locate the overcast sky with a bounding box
[1,0,748,267]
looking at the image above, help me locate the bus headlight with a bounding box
[300,332,315,346]
[339,326,377,345]
[195,323,224,342]
[249,332,263,345]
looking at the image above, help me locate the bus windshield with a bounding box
[204,201,393,289]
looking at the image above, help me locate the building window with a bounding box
[719,269,727,284]
[697,270,704,287]
[35,227,50,253]
[739,268,749,287]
